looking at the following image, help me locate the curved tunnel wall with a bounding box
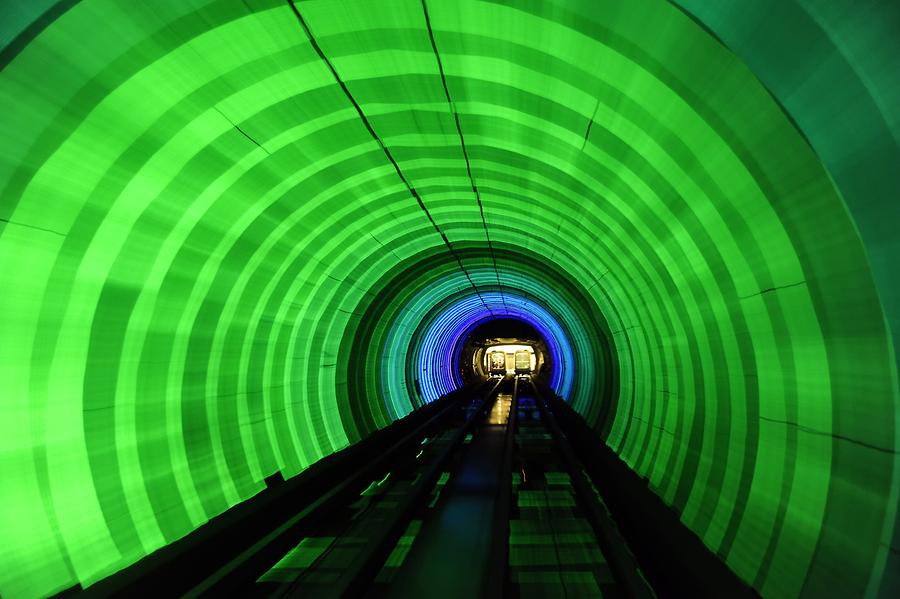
[0,1,898,597]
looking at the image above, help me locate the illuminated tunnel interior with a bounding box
[1,0,898,597]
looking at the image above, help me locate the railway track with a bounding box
[81,375,759,599]
[178,377,654,598]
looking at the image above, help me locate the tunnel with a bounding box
[1,1,898,597]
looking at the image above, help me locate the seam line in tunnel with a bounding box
[581,97,600,151]
[286,0,494,316]
[421,0,508,315]
[0,216,66,237]
[738,280,807,300]
[214,107,271,155]
[757,416,899,455]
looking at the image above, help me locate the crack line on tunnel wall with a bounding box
[738,280,807,300]
[758,415,898,455]
[0,216,66,237]
[286,0,494,316]
[421,0,508,315]
[214,107,271,155]
[581,97,601,151]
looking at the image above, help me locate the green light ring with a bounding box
[0,2,896,596]
[335,235,620,428]
[231,177,437,469]
[342,243,617,439]
[68,98,388,544]
[10,4,788,528]
[287,214,436,450]
[7,44,796,599]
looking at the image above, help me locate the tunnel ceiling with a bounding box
[467,317,542,342]
[1,1,898,597]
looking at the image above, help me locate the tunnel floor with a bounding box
[244,378,647,598]
[82,378,756,598]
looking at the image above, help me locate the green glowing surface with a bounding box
[0,0,898,597]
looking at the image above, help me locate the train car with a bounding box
[488,351,507,376]
[514,350,531,375]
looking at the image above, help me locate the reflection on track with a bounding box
[489,393,513,425]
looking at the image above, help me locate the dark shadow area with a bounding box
[468,317,542,340]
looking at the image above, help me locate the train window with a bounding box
[482,344,536,375]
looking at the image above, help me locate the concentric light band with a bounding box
[1,1,898,597]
